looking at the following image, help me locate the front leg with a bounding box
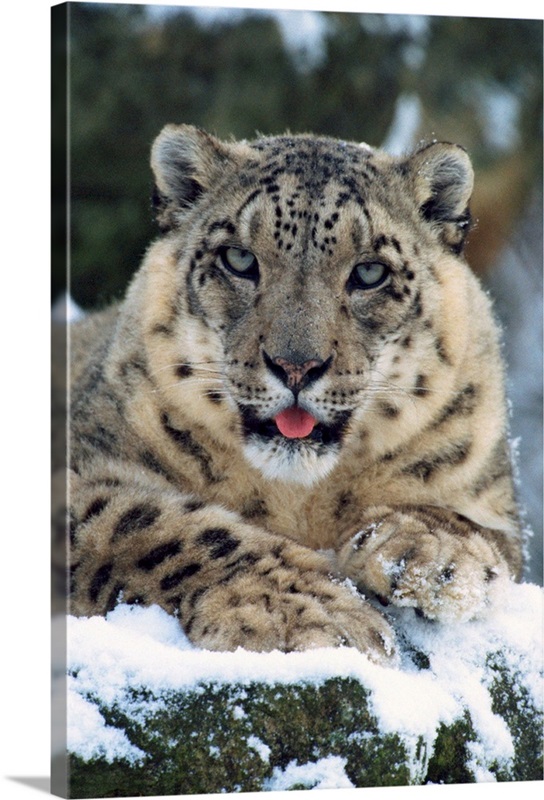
[337,505,521,623]
[69,467,396,663]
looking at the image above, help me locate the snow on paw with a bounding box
[338,507,510,623]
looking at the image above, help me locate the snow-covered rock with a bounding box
[55,581,543,796]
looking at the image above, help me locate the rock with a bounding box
[57,583,543,796]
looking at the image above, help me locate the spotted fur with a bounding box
[67,125,523,663]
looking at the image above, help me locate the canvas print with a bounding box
[51,2,543,796]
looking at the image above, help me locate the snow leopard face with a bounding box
[149,126,473,486]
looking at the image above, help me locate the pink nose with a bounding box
[263,351,333,394]
[270,357,323,391]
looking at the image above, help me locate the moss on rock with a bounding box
[68,668,542,796]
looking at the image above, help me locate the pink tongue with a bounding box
[274,407,317,439]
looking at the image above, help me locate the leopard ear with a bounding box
[406,142,474,254]
[150,124,232,231]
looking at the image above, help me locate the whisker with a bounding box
[150,376,227,394]
[153,362,226,377]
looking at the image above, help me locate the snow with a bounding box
[247,735,272,763]
[59,580,543,788]
[67,683,146,766]
[264,755,356,790]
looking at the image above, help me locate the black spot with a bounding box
[433,384,478,425]
[160,563,202,591]
[119,356,149,382]
[336,191,351,208]
[124,594,146,606]
[137,540,182,571]
[69,561,80,595]
[412,290,423,316]
[241,624,256,636]
[379,402,400,418]
[113,504,161,538]
[241,498,269,519]
[69,511,78,544]
[196,527,240,559]
[207,219,236,235]
[334,491,355,519]
[86,476,123,489]
[105,582,124,613]
[89,563,113,604]
[139,450,177,483]
[185,499,205,512]
[435,336,451,364]
[270,543,284,560]
[439,565,455,584]
[384,285,406,303]
[188,586,207,608]
[80,426,118,455]
[403,441,471,482]
[152,323,174,337]
[161,413,221,484]
[183,614,196,636]
[165,593,183,610]
[235,188,262,218]
[82,497,109,524]
[356,315,380,331]
[219,552,261,584]
[414,374,429,397]
[205,390,223,404]
[175,364,193,378]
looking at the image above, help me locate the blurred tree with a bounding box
[297,13,408,142]
[51,4,542,308]
[410,16,542,273]
[59,4,307,308]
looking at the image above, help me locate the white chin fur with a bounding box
[243,439,339,487]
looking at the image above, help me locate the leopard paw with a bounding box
[338,507,511,623]
[180,547,397,664]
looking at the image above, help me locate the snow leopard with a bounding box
[66,124,523,664]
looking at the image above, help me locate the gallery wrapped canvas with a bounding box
[51,2,543,797]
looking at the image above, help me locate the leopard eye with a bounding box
[349,261,390,290]
[219,247,259,279]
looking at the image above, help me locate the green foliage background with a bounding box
[51,3,542,311]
